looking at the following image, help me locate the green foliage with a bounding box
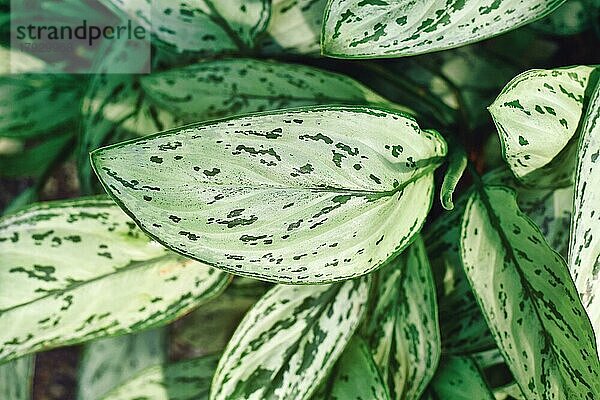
[1,1,599,399]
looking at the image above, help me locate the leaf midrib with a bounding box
[0,253,175,315]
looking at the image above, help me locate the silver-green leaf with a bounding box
[210,277,370,400]
[91,106,447,284]
[460,185,600,399]
[140,58,393,123]
[570,79,600,354]
[489,66,597,186]
[0,198,230,363]
[365,236,440,400]
[322,0,566,58]
[0,356,34,400]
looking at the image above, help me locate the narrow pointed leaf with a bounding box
[489,66,597,186]
[92,106,447,284]
[322,0,566,58]
[210,277,370,400]
[78,329,167,400]
[0,198,229,363]
[570,79,600,353]
[365,236,440,399]
[460,185,600,399]
[0,76,79,138]
[0,356,34,400]
[140,59,393,123]
[425,197,496,354]
[325,336,390,400]
[101,354,220,400]
[430,356,494,400]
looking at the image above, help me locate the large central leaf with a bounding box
[92,106,447,284]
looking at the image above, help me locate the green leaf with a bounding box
[489,66,598,186]
[440,142,467,210]
[171,277,268,358]
[0,198,230,363]
[259,0,327,54]
[321,0,566,58]
[460,185,600,399]
[425,197,496,354]
[91,105,447,284]
[533,0,595,35]
[0,132,72,178]
[323,336,390,400]
[78,329,167,400]
[430,356,494,400]
[101,354,220,400]
[140,58,393,123]
[104,0,270,53]
[0,356,34,400]
[570,79,600,354]
[0,75,80,138]
[365,236,440,399]
[210,277,370,400]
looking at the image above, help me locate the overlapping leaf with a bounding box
[259,0,327,54]
[210,277,370,400]
[0,198,229,363]
[92,106,446,284]
[489,66,597,186]
[322,0,566,58]
[533,0,595,35]
[430,356,494,400]
[365,237,440,399]
[318,336,390,400]
[104,0,269,53]
[570,79,600,353]
[78,329,166,400]
[140,58,392,123]
[101,354,220,400]
[461,185,600,399]
[171,277,268,358]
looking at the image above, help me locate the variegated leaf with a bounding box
[91,106,447,284]
[101,354,220,400]
[322,336,390,400]
[428,169,575,354]
[365,236,440,399]
[322,0,566,58]
[259,0,327,54]
[104,0,269,53]
[0,198,230,363]
[0,356,34,400]
[489,66,598,186]
[140,58,393,123]
[570,79,600,354]
[430,356,494,400]
[78,329,167,400]
[461,185,600,399]
[210,277,370,400]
